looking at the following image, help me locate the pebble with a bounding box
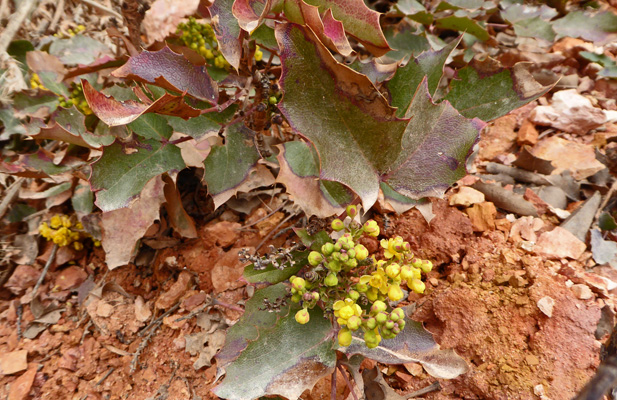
[571,284,593,300]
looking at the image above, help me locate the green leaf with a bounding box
[166,105,237,140]
[552,11,617,45]
[203,122,261,208]
[0,108,26,140]
[386,38,459,118]
[128,114,173,140]
[214,291,336,400]
[216,284,289,369]
[512,17,556,42]
[7,40,34,71]
[342,311,469,379]
[444,60,552,122]
[49,34,110,65]
[72,183,94,217]
[91,138,185,212]
[0,150,73,178]
[32,107,114,148]
[302,0,391,56]
[276,141,353,217]
[383,23,430,61]
[7,204,36,223]
[294,229,331,251]
[251,23,278,50]
[435,15,489,41]
[13,93,59,118]
[243,251,307,284]
[580,51,617,79]
[599,212,617,231]
[209,0,242,69]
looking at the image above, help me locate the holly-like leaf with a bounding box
[90,138,185,212]
[233,0,272,32]
[348,59,397,84]
[166,105,237,140]
[112,47,218,104]
[31,107,114,148]
[214,290,336,400]
[383,23,431,61]
[128,114,173,140]
[0,150,75,178]
[49,34,110,65]
[276,141,352,218]
[294,228,331,251]
[435,15,489,41]
[13,93,58,119]
[243,251,307,284]
[0,108,27,140]
[209,0,243,69]
[82,80,200,126]
[511,17,556,42]
[386,38,459,118]
[552,11,617,45]
[302,0,391,56]
[444,60,552,122]
[216,283,289,368]
[342,313,469,379]
[203,122,262,208]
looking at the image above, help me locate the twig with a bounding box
[0,177,24,220]
[80,319,93,344]
[131,321,162,373]
[238,200,290,230]
[331,368,337,400]
[137,302,180,337]
[595,180,617,221]
[78,0,123,21]
[337,364,358,400]
[572,354,617,400]
[255,212,299,252]
[16,302,23,341]
[213,298,244,313]
[200,96,238,115]
[48,0,64,32]
[32,244,58,298]
[95,367,115,386]
[407,381,441,398]
[0,0,39,54]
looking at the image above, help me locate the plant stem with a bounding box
[331,367,337,400]
[32,244,58,298]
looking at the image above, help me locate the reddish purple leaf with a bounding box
[209,0,242,69]
[232,0,272,32]
[321,9,353,56]
[112,46,218,104]
[82,80,200,126]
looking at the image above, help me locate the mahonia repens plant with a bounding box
[39,214,100,250]
[289,205,432,349]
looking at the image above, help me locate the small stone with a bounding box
[537,296,555,317]
[5,265,40,294]
[163,314,186,329]
[203,221,241,248]
[403,362,423,376]
[182,292,207,311]
[525,355,540,366]
[134,296,152,322]
[211,247,252,293]
[534,227,586,259]
[467,202,496,232]
[571,284,593,300]
[509,275,528,288]
[449,187,485,207]
[96,301,114,318]
[8,368,37,400]
[55,266,87,291]
[0,350,28,375]
[517,120,539,146]
[155,271,193,310]
[429,278,439,287]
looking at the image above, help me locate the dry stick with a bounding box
[331,368,337,400]
[255,212,298,252]
[95,367,115,386]
[238,199,290,230]
[16,302,23,341]
[80,319,93,344]
[32,244,58,299]
[595,180,617,221]
[0,177,24,220]
[337,364,358,400]
[137,302,181,337]
[78,0,123,21]
[0,0,39,53]
[48,0,64,32]
[131,321,162,373]
[407,381,441,398]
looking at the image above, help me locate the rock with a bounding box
[203,221,241,248]
[211,248,251,293]
[530,89,607,135]
[537,296,555,317]
[55,266,88,291]
[403,363,423,376]
[525,355,540,366]
[517,120,539,146]
[96,301,114,318]
[467,202,496,232]
[5,265,40,294]
[531,136,606,180]
[571,284,593,300]
[8,368,37,400]
[534,227,586,259]
[510,216,544,243]
[449,187,485,207]
[156,271,194,310]
[478,114,518,160]
[0,350,28,375]
[134,296,152,323]
[182,292,207,311]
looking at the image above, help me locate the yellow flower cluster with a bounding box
[58,83,92,115]
[177,18,230,70]
[39,214,100,250]
[29,73,47,91]
[53,24,86,38]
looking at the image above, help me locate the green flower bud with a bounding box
[345,258,358,269]
[348,290,360,301]
[291,293,302,303]
[411,258,422,269]
[324,273,338,287]
[312,292,320,301]
[363,220,380,237]
[269,96,278,105]
[346,205,358,218]
[388,284,404,301]
[398,319,406,330]
[410,279,426,294]
[385,320,395,330]
[376,312,388,325]
[356,283,368,293]
[338,328,352,347]
[292,277,306,291]
[365,317,377,330]
[321,243,335,256]
[391,308,405,321]
[400,265,414,281]
[364,329,377,344]
[308,251,323,266]
[327,260,341,273]
[347,249,356,259]
[295,308,310,324]
[347,316,361,330]
[354,244,369,261]
[331,219,345,231]
[392,323,401,334]
[421,260,433,273]
[371,300,387,314]
[385,263,401,279]
[381,327,392,338]
[339,252,349,262]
